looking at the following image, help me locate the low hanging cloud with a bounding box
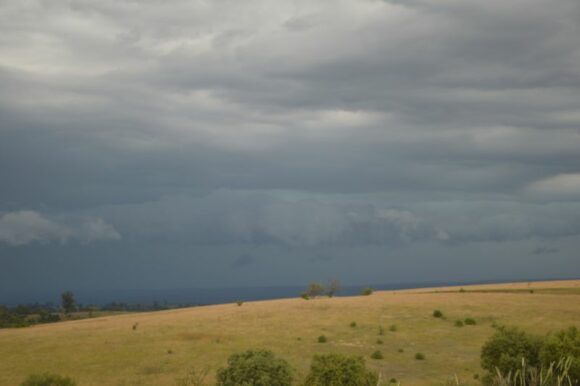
[526,174,580,200]
[0,210,120,246]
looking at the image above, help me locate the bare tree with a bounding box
[327,279,341,297]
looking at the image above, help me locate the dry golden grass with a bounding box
[1,280,579,386]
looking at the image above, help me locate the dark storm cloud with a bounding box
[532,246,559,255]
[1,0,580,288]
[231,254,255,269]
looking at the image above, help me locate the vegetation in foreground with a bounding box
[1,280,578,386]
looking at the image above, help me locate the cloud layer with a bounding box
[1,0,579,288]
[0,211,120,246]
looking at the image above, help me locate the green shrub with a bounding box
[398,348,404,353]
[303,354,378,386]
[415,352,426,360]
[300,293,310,300]
[318,335,328,343]
[433,310,444,318]
[361,287,373,296]
[216,349,293,386]
[455,320,464,327]
[378,326,385,335]
[376,339,384,345]
[459,288,466,293]
[540,326,580,382]
[236,300,243,307]
[350,321,357,328]
[389,324,398,332]
[20,373,76,386]
[480,326,544,376]
[389,378,398,384]
[371,350,383,360]
[464,318,476,325]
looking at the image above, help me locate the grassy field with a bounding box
[1,280,579,386]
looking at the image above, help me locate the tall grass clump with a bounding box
[20,373,76,386]
[489,357,574,386]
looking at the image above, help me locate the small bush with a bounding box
[415,352,426,360]
[433,310,444,318]
[455,320,464,327]
[318,335,328,343]
[371,350,384,360]
[20,373,76,386]
[540,326,580,382]
[216,349,293,386]
[376,339,384,345]
[236,300,243,307]
[389,324,398,332]
[303,354,378,386]
[480,326,544,376]
[300,293,310,300]
[306,282,326,298]
[132,322,138,331]
[389,378,398,384]
[398,348,404,353]
[350,321,357,328]
[378,326,385,335]
[464,318,476,325]
[361,287,374,296]
[459,287,466,293]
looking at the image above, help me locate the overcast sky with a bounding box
[1,0,580,293]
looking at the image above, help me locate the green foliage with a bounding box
[415,352,426,360]
[236,300,244,307]
[361,287,374,296]
[464,318,477,325]
[20,373,76,386]
[433,310,444,318]
[459,288,466,293]
[303,353,379,386]
[371,350,384,360]
[300,293,310,300]
[216,349,293,386]
[481,326,544,376]
[350,321,357,328]
[378,326,385,335]
[389,324,398,332]
[540,326,580,383]
[318,335,328,343]
[455,320,465,327]
[376,339,384,345]
[398,348,404,353]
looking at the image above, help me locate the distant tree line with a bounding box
[0,291,198,329]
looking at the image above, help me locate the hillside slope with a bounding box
[1,280,579,385]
